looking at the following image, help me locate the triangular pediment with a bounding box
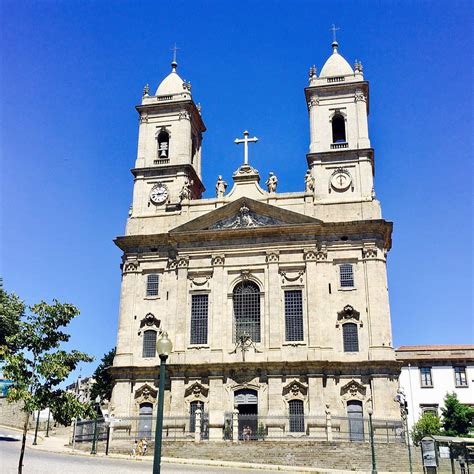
[170,197,322,233]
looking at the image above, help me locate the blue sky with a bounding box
[1,0,472,380]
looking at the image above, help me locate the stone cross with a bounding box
[234,130,258,166]
[330,24,340,42]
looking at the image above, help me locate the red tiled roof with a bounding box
[396,345,474,352]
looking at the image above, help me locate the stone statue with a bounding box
[215,175,227,198]
[179,178,193,201]
[265,172,278,193]
[304,170,314,192]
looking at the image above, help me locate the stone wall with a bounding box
[0,398,26,429]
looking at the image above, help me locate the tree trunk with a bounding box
[18,411,30,474]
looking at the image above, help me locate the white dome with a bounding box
[319,44,354,78]
[156,65,185,96]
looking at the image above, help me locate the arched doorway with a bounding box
[138,403,153,439]
[347,400,364,441]
[234,389,258,440]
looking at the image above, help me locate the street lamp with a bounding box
[90,395,101,455]
[367,407,377,474]
[152,331,173,474]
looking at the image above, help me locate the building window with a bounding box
[190,294,208,345]
[146,274,159,297]
[288,399,305,433]
[233,281,261,343]
[339,264,354,288]
[284,290,304,342]
[332,113,346,143]
[157,129,169,159]
[189,400,203,433]
[420,404,439,416]
[343,323,359,352]
[142,330,157,358]
[420,367,433,387]
[454,367,468,387]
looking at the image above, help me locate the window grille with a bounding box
[420,367,433,387]
[189,401,204,433]
[340,264,354,287]
[142,330,157,358]
[190,294,208,345]
[233,281,261,343]
[343,323,359,352]
[284,290,304,341]
[454,367,468,386]
[146,274,159,297]
[288,399,305,433]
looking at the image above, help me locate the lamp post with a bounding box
[152,331,173,474]
[367,407,377,474]
[90,395,101,455]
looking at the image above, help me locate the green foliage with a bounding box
[411,412,442,446]
[0,288,25,356]
[90,347,116,402]
[2,299,94,424]
[257,422,266,440]
[441,392,474,437]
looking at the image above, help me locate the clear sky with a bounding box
[1,1,473,381]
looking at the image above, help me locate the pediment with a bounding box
[170,197,322,233]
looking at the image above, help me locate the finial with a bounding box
[143,83,150,97]
[330,24,340,52]
[171,43,180,71]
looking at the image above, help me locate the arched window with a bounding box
[347,400,364,441]
[343,323,359,352]
[233,281,261,343]
[157,129,169,159]
[142,330,157,358]
[288,399,305,433]
[332,114,346,143]
[189,400,204,433]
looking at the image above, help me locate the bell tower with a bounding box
[131,57,206,217]
[305,39,375,205]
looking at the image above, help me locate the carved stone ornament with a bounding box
[232,164,259,177]
[139,112,149,124]
[209,205,285,230]
[337,305,361,321]
[340,380,366,399]
[168,256,189,270]
[279,269,304,283]
[123,260,140,273]
[178,110,190,120]
[362,246,378,259]
[184,382,209,399]
[140,313,161,329]
[188,272,212,287]
[266,251,279,263]
[329,168,353,193]
[282,380,308,398]
[135,384,158,404]
[355,90,366,102]
[240,270,251,281]
[303,249,317,261]
[307,96,319,108]
[211,255,225,266]
[316,246,328,261]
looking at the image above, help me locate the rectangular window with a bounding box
[142,330,157,358]
[146,274,159,297]
[190,294,208,345]
[340,264,354,288]
[420,367,433,387]
[420,404,439,416]
[343,323,359,352]
[454,367,468,387]
[284,290,304,341]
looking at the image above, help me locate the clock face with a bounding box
[150,183,169,205]
[330,170,352,192]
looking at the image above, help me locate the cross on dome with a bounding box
[170,43,180,71]
[234,130,258,165]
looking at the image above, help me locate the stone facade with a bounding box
[110,41,401,437]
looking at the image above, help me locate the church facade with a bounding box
[110,40,401,440]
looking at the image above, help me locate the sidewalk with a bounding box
[1,424,418,474]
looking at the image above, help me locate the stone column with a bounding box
[266,251,280,349]
[173,256,189,352]
[208,376,224,441]
[266,375,284,437]
[308,95,320,153]
[211,255,225,350]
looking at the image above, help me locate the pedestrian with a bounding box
[131,439,138,458]
[141,438,148,456]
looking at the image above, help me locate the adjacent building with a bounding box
[396,345,474,432]
[110,39,401,440]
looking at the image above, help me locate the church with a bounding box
[110,38,401,441]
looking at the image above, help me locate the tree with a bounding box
[1,299,94,474]
[411,412,442,446]
[90,347,116,402]
[0,288,25,356]
[441,392,474,437]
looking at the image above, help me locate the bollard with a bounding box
[195,409,202,443]
[232,409,239,443]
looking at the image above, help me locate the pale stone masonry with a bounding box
[110,41,401,438]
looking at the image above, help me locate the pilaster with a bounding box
[208,376,224,441]
[266,251,280,349]
[211,255,225,350]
